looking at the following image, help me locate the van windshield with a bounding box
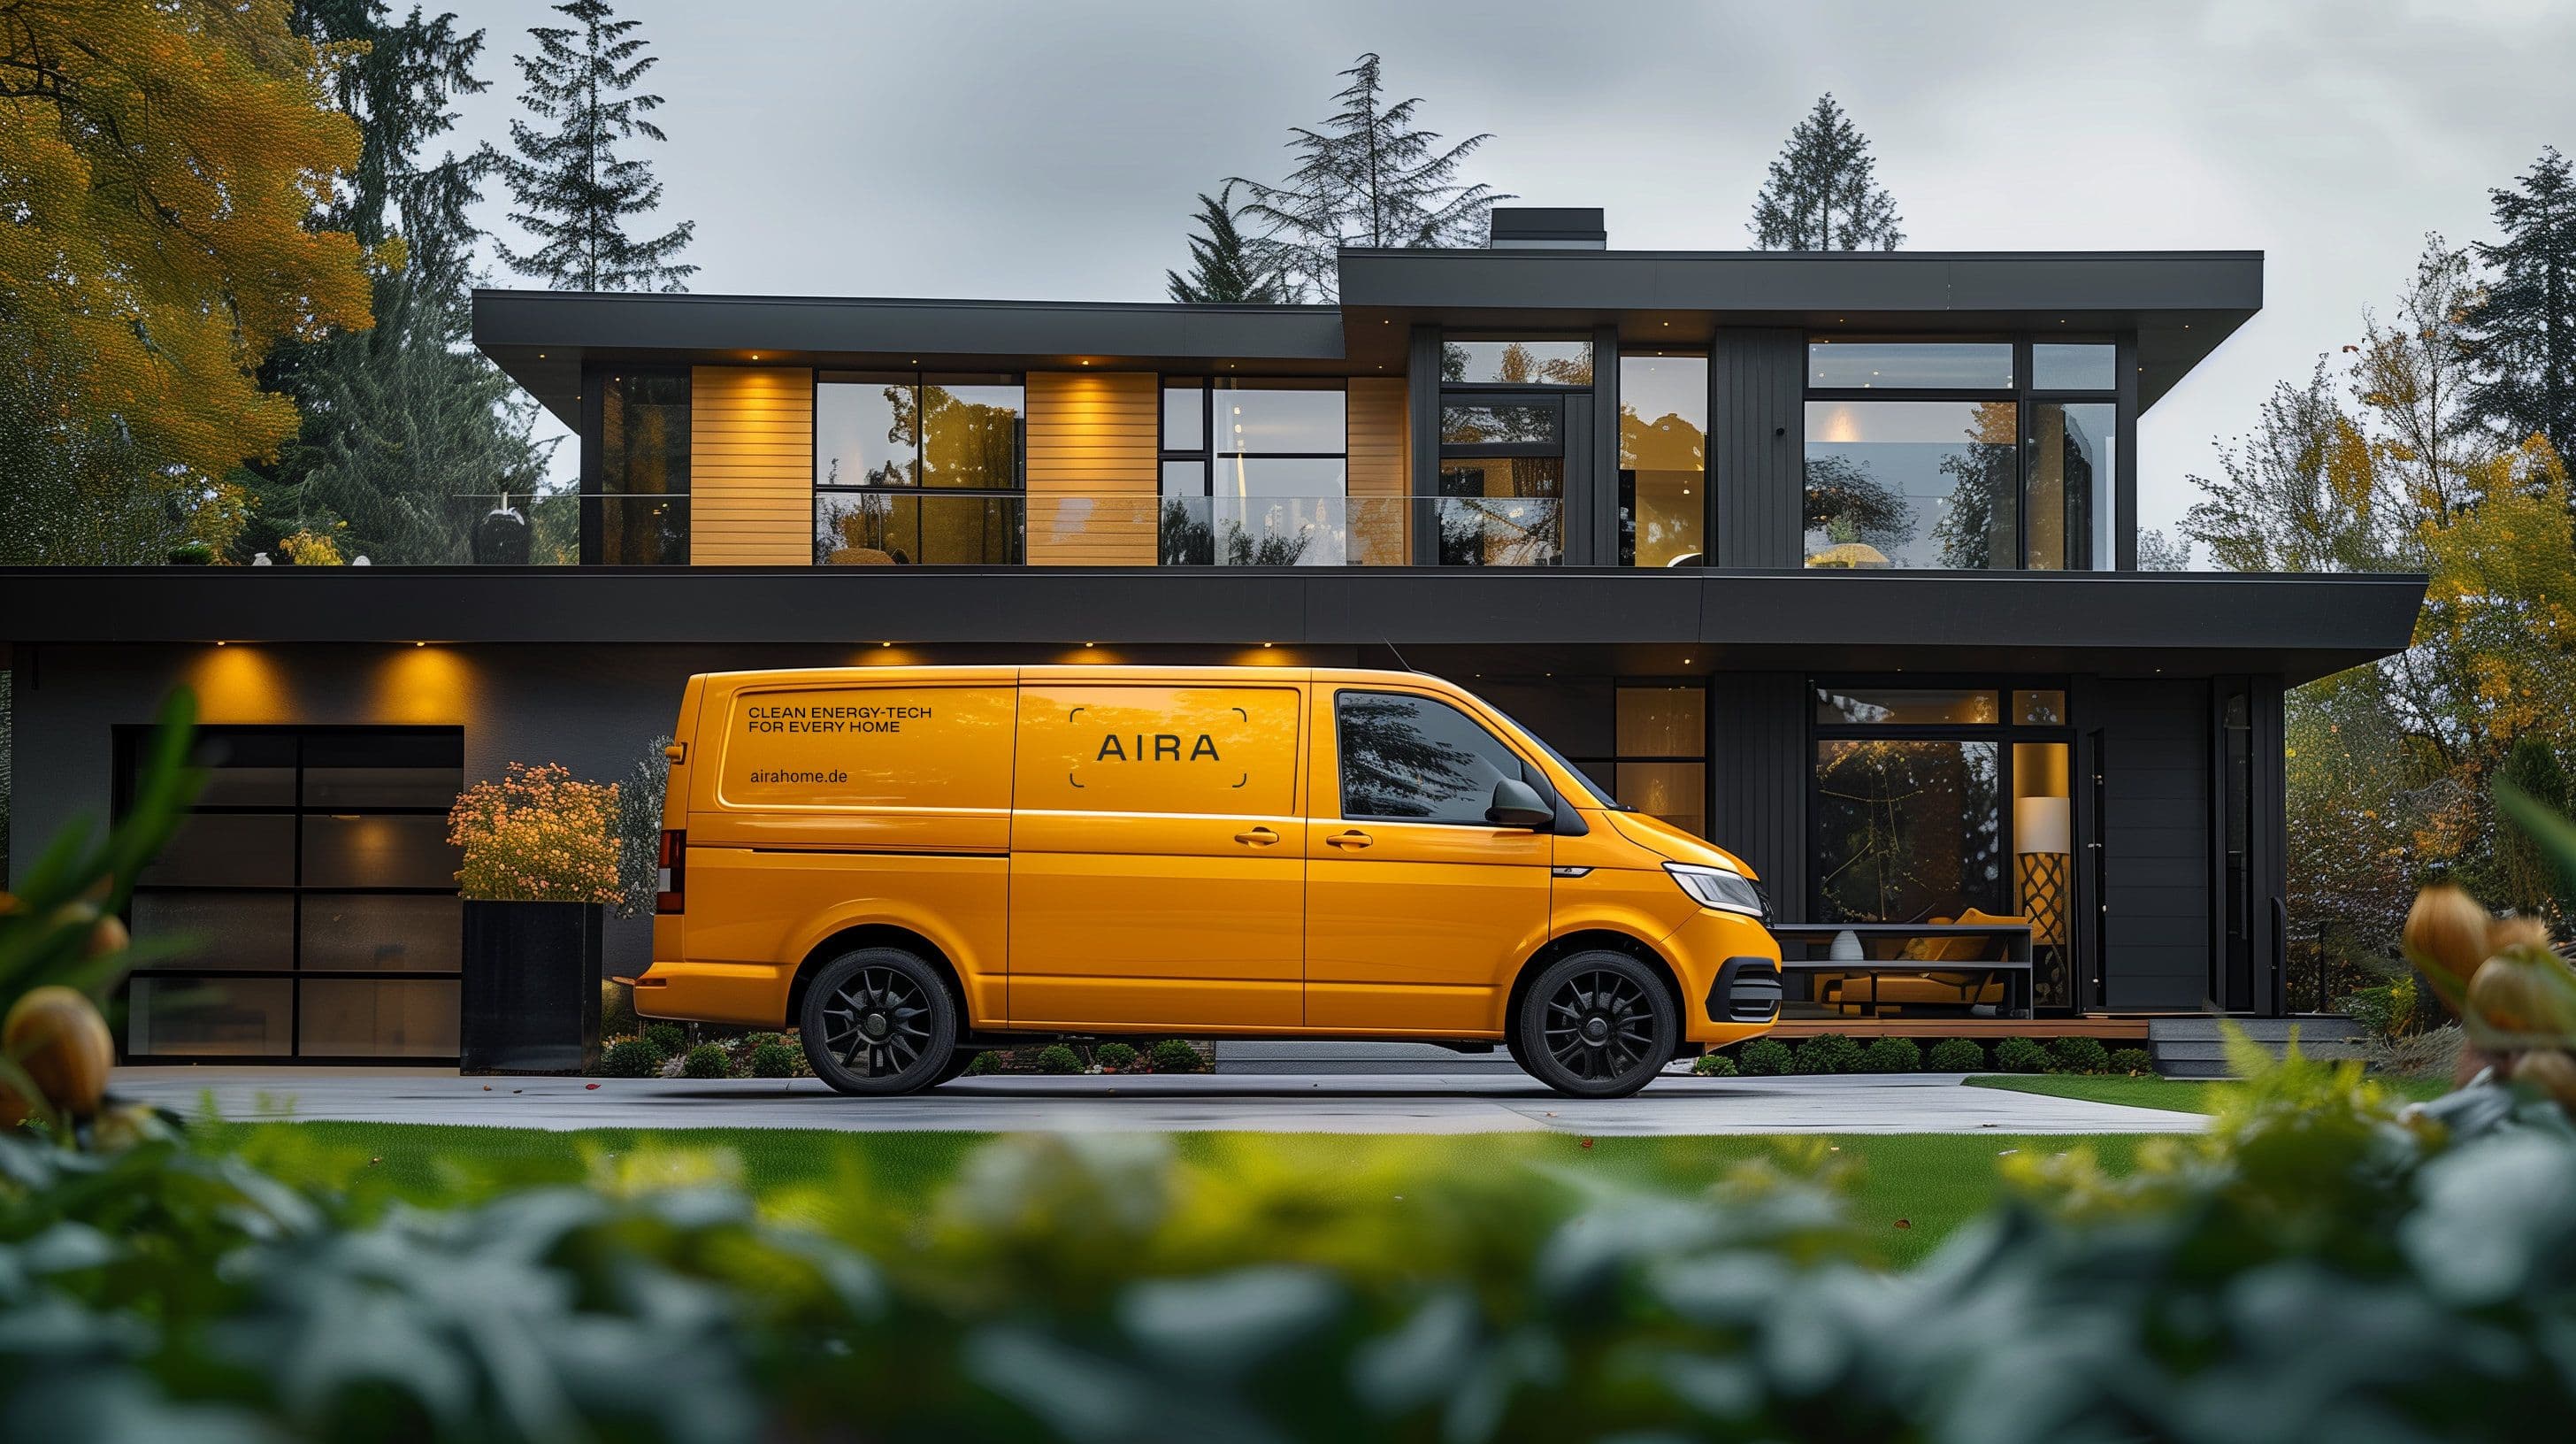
[1494,709,1624,811]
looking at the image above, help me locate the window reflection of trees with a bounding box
[1157,499,1316,566]
[1802,454,1915,557]
[1815,739,2003,923]
[1928,401,2019,570]
[1338,695,1519,822]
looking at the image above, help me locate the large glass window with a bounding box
[1805,400,2018,569]
[1805,337,2122,571]
[1337,691,1539,826]
[816,373,1024,565]
[2028,401,2116,571]
[1620,352,1707,567]
[1614,686,1706,837]
[593,370,689,565]
[1810,681,2079,1011]
[1441,339,1593,387]
[1808,340,2013,389]
[1160,378,1349,565]
[120,727,464,1062]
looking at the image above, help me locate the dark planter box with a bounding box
[461,900,602,1073]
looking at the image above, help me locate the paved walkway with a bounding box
[114,1068,2207,1137]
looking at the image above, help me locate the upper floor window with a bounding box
[1160,378,1348,565]
[1803,338,2119,572]
[1619,351,1706,567]
[1441,338,1593,387]
[591,369,689,565]
[815,373,1023,565]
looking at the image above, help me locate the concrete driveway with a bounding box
[114,1068,2206,1136]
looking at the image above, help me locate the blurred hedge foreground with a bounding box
[8,695,2576,1440]
[1,1053,2571,1442]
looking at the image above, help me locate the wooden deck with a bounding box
[1770,1017,2157,1041]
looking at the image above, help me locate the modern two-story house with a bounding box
[0,209,2426,1065]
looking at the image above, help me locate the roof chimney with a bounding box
[1487,207,1606,250]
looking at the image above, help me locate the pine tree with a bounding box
[1167,184,1292,303]
[496,0,694,292]
[2462,147,2576,465]
[1232,53,1509,301]
[240,1,549,564]
[1748,94,1904,251]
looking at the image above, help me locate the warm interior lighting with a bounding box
[413,641,426,648]
[214,641,226,647]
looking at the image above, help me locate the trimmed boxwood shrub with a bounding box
[1149,1039,1208,1074]
[1993,1036,2052,1074]
[1792,1033,1865,1075]
[1034,1043,1085,1075]
[2109,1047,2155,1076]
[1859,1036,1921,1073]
[681,1041,730,1079]
[1926,1038,1985,1072]
[963,1049,1001,1076]
[642,1022,686,1059]
[2050,1036,2112,1075]
[1737,1037,1795,1076]
[1691,1052,1738,1077]
[596,1038,661,1078]
[1095,1041,1141,1071]
[748,1041,799,1079]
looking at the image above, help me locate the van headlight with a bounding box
[1665,863,1769,922]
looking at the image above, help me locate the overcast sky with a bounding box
[440,0,2576,547]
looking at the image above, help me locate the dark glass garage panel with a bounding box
[1814,740,2005,924]
[188,732,296,806]
[126,977,294,1057]
[301,895,464,972]
[1804,401,2018,569]
[298,979,463,1057]
[1807,340,2013,389]
[127,893,295,971]
[1337,692,1535,825]
[140,814,295,887]
[119,726,466,1064]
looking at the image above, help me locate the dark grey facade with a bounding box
[0,227,2424,1063]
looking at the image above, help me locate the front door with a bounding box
[1303,687,1553,1033]
[1008,680,1306,1030]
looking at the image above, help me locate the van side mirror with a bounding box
[1487,777,1553,830]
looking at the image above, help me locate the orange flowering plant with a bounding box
[448,763,622,904]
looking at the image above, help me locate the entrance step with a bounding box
[1212,1041,1527,1075]
[2147,1016,2367,1079]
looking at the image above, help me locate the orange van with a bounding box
[635,665,1782,1097]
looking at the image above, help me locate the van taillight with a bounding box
[656,830,686,914]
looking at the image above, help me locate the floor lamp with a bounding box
[2016,795,2071,1008]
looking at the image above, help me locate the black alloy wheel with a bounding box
[800,948,958,1096]
[1514,950,1678,1099]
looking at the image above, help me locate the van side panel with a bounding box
[671,672,1019,1028]
[1008,680,1306,1030]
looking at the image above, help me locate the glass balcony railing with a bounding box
[277,490,1570,568]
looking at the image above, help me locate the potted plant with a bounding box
[448,762,620,1072]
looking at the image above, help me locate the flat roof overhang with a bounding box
[0,569,2419,687]
[475,250,2262,427]
[472,292,1353,426]
[1335,248,2264,411]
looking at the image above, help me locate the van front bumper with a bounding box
[1660,909,1783,1045]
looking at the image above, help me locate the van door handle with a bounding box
[1233,826,1279,846]
[1325,830,1373,849]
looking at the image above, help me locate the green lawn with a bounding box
[195,1122,2166,1267]
[1966,1073,2449,1114]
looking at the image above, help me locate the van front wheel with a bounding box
[800,949,959,1096]
[1514,951,1677,1099]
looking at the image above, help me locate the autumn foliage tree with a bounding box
[0,0,372,560]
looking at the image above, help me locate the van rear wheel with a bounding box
[800,948,958,1096]
[1513,950,1676,1100]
